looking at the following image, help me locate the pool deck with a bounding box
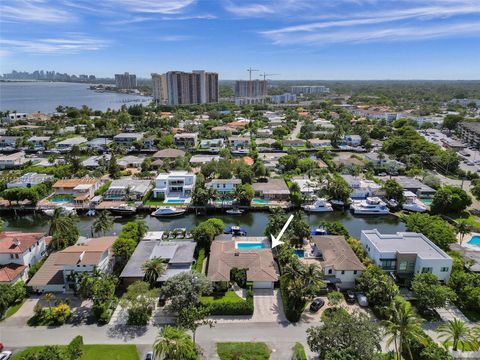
[458,232,480,250]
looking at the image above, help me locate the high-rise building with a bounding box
[234,80,267,98]
[291,86,330,94]
[115,72,137,89]
[151,70,218,105]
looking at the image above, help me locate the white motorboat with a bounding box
[43,206,76,216]
[329,199,346,208]
[226,208,244,215]
[110,204,136,215]
[151,206,186,217]
[351,197,390,215]
[302,198,333,213]
[402,191,427,213]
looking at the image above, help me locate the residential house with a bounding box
[0,136,19,148]
[28,237,115,293]
[199,139,225,152]
[332,155,365,169]
[207,236,280,289]
[257,128,273,138]
[120,240,196,287]
[364,152,406,173]
[86,138,112,151]
[104,179,151,200]
[342,175,382,199]
[304,236,365,289]
[28,136,50,147]
[0,231,50,284]
[387,176,436,197]
[291,176,321,196]
[360,229,452,283]
[309,139,332,149]
[2,113,27,123]
[7,172,54,189]
[153,148,185,160]
[252,178,290,201]
[190,154,220,165]
[256,138,276,150]
[0,152,27,169]
[117,155,143,169]
[174,133,198,148]
[343,135,362,146]
[283,139,306,148]
[113,132,144,147]
[143,136,156,149]
[55,137,87,151]
[258,152,287,171]
[153,171,196,200]
[52,178,102,205]
[228,136,251,149]
[205,179,241,193]
[81,154,111,169]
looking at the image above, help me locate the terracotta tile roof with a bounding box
[241,156,254,166]
[0,232,46,254]
[207,238,279,282]
[27,253,64,287]
[0,263,26,283]
[53,178,98,189]
[311,236,365,272]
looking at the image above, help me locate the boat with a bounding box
[350,197,390,215]
[226,208,244,215]
[402,191,427,213]
[302,198,333,213]
[151,206,186,217]
[43,206,76,216]
[386,199,399,209]
[311,227,328,235]
[110,204,137,215]
[224,225,247,236]
[86,209,96,216]
[329,199,346,209]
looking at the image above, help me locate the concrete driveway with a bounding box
[252,289,287,323]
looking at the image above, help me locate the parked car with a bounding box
[0,351,12,360]
[356,293,368,307]
[144,351,154,360]
[309,298,325,313]
[345,290,356,304]
[158,294,166,307]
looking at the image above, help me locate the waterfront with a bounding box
[1,210,406,239]
[0,82,151,113]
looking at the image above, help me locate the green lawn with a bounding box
[194,248,206,273]
[2,299,26,321]
[200,290,254,315]
[12,345,139,360]
[217,342,270,360]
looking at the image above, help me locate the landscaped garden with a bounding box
[200,289,254,315]
[217,342,271,360]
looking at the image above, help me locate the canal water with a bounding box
[1,210,406,239]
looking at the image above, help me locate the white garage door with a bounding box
[253,281,273,289]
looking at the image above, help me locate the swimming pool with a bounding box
[236,242,267,249]
[50,198,72,203]
[467,235,480,245]
[420,198,433,206]
[252,199,269,204]
[295,249,305,258]
[164,199,186,204]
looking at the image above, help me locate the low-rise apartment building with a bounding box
[458,122,480,149]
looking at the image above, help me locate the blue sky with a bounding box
[1,0,480,79]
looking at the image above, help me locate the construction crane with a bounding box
[246,67,259,81]
[259,73,279,81]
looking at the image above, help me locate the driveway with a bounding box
[435,302,472,324]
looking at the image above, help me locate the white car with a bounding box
[356,293,369,307]
[0,351,12,360]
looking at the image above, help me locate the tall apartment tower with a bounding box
[151,70,218,105]
[234,80,267,98]
[115,72,137,89]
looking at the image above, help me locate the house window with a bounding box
[441,267,449,272]
[29,247,31,252]
[399,261,408,271]
[421,267,433,273]
[341,270,345,275]
[10,254,14,259]
[328,269,333,274]
[353,270,357,275]
[380,259,396,271]
[15,254,19,259]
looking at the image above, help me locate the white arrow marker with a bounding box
[271,214,294,249]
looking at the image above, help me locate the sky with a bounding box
[1,0,480,80]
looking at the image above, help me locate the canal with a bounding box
[1,210,406,239]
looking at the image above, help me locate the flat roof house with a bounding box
[28,136,51,146]
[360,229,452,283]
[0,136,19,148]
[0,231,50,284]
[7,172,54,189]
[55,136,87,151]
[120,240,196,287]
[0,151,27,169]
[205,178,241,193]
[113,132,144,146]
[342,175,382,199]
[104,179,151,200]
[28,236,115,293]
[386,176,435,196]
[252,178,290,201]
[207,236,279,289]
[303,235,365,289]
[190,154,221,165]
[228,136,251,149]
[174,133,198,148]
[153,171,196,202]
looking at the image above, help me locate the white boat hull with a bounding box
[303,206,333,213]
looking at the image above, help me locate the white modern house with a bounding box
[0,232,50,284]
[360,229,452,283]
[7,172,54,188]
[55,136,87,151]
[206,178,241,193]
[342,175,382,199]
[228,136,251,149]
[153,171,196,202]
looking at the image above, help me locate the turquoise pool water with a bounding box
[50,198,72,203]
[236,242,267,249]
[467,235,480,245]
[295,249,305,258]
[165,199,186,204]
[252,199,269,204]
[420,198,433,206]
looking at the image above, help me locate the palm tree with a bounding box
[382,300,426,360]
[142,257,167,287]
[92,211,114,237]
[42,292,55,311]
[48,208,73,236]
[437,318,472,351]
[153,326,197,360]
[124,186,133,201]
[456,221,472,245]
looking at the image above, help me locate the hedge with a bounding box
[292,342,307,360]
[280,275,305,322]
[194,248,206,273]
[200,290,254,315]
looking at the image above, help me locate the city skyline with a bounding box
[1,0,480,80]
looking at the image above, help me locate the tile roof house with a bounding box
[120,240,196,287]
[252,178,290,201]
[207,236,279,289]
[28,236,115,293]
[52,178,102,204]
[304,236,365,289]
[0,231,50,284]
[153,148,186,159]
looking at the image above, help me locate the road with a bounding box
[289,120,303,140]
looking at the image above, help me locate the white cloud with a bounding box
[0,0,73,23]
[0,35,108,54]
[106,0,195,14]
